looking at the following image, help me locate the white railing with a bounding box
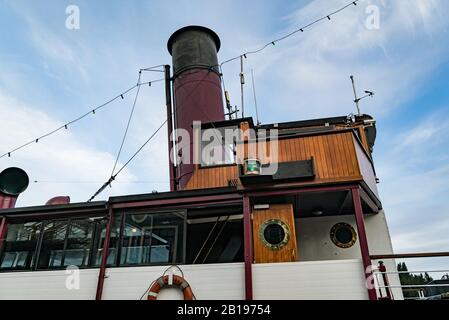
[370,253,449,300]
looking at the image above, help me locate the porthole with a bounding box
[330,223,357,248]
[259,219,290,250]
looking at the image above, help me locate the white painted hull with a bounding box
[0,260,371,300]
[0,210,402,300]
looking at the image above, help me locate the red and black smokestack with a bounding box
[0,167,29,209]
[168,26,225,189]
[0,167,29,252]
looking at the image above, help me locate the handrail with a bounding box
[371,257,449,300]
[375,269,449,275]
[370,252,449,260]
[376,284,449,289]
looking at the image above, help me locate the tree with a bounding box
[397,262,434,298]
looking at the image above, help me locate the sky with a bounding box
[1,0,449,274]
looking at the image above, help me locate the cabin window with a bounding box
[186,215,244,264]
[200,126,238,167]
[92,214,122,267]
[0,222,42,271]
[36,219,96,270]
[0,217,107,271]
[119,211,185,266]
[0,211,185,272]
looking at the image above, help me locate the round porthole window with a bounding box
[330,223,357,248]
[260,219,290,250]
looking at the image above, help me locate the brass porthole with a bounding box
[330,223,357,249]
[259,219,291,250]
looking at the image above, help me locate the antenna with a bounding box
[240,55,245,118]
[224,91,239,120]
[350,75,374,116]
[251,69,261,126]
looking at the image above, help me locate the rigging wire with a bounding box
[87,72,213,202]
[33,180,169,184]
[110,71,142,176]
[0,77,164,160]
[250,69,261,126]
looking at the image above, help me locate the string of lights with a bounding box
[218,0,360,68]
[0,76,164,160]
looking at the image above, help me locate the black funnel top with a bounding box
[167,25,221,76]
[0,167,29,196]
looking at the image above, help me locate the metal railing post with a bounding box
[378,261,393,300]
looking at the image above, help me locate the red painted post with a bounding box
[95,209,114,300]
[0,217,7,253]
[243,195,253,300]
[352,187,378,301]
[378,261,393,300]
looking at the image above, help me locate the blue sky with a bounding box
[1,0,449,271]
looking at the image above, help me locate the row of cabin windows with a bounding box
[0,211,185,271]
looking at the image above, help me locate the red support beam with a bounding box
[246,184,359,198]
[111,193,242,210]
[0,217,7,253]
[95,208,114,300]
[243,195,253,300]
[352,187,378,300]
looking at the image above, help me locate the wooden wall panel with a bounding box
[185,131,363,190]
[252,204,297,264]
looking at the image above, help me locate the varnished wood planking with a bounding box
[252,204,297,264]
[185,131,363,190]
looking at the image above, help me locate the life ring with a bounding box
[147,275,194,300]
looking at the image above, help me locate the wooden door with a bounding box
[252,204,298,263]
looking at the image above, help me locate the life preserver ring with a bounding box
[147,275,194,300]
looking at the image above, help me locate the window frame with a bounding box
[0,214,106,272]
[199,126,239,168]
[116,209,187,267]
[0,209,187,272]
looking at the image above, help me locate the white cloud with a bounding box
[375,108,449,261]
[393,114,449,154]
